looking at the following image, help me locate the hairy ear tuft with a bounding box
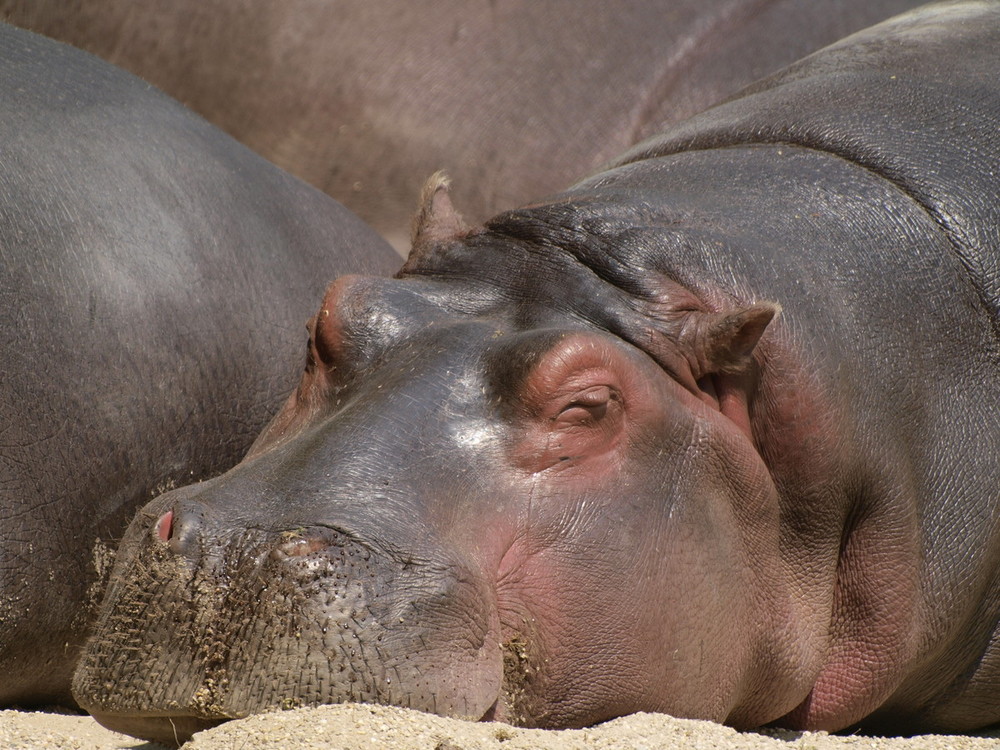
[406,171,470,266]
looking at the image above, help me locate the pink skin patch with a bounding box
[154,510,173,542]
[276,535,330,557]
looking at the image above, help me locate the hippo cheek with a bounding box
[73,497,503,746]
[489,469,739,726]
[489,331,792,727]
[492,439,788,728]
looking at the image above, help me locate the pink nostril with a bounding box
[155,510,174,542]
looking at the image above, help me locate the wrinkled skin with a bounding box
[75,3,1000,746]
[0,24,398,707]
[0,0,925,247]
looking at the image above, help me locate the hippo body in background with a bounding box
[0,0,926,247]
[74,2,1000,745]
[0,24,398,706]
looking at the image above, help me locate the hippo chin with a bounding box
[74,2,1000,744]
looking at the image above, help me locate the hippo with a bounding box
[73,1,1000,745]
[0,24,398,707]
[0,0,926,248]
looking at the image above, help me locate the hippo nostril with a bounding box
[151,506,205,559]
[154,510,174,542]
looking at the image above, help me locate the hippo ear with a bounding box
[407,171,471,263]
[681,302,780,375]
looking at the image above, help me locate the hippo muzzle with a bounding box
[77,461,504,745]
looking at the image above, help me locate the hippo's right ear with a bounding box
[405,172,471,268]
[678,302,781,377]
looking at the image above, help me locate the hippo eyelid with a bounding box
[555,385,620,420]
[566,384,619,406]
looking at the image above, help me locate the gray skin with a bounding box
[0,24,398,708]
[73,2,1000,746]
[0,0,926,248]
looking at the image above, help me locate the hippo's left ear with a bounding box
[680,302,781,375]
[407,171,471,264]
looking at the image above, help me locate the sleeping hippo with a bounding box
[0,24,397,707]
[0,0,926,247]
[73,2,1000,744]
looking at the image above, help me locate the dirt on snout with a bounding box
[6,704,1000,750]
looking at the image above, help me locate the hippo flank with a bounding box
[74,2,1000,744]
[0,23,397,707]
[1,0,925,247]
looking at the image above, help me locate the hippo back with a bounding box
[0,24,397,705]
[0,0,927,247]
[614,2,1000,325]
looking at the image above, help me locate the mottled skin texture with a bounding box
[0,0,925,247]
[74,2,999,746]
[0,25,398,708]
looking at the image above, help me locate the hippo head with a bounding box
[73,182,811,745]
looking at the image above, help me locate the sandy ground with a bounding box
[4,705,1000,750]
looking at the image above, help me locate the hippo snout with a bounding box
[74,482,504,745]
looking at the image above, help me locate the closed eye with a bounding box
[556,385,618,424]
